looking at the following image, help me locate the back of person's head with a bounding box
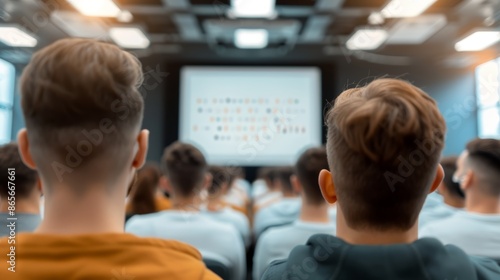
[18,38,145,189]
[439,156,464,200]
[161,141,207,197]
[461,138,500,196]
[323,78,446,231]
[0,143,38,200]
[295,147,329,205]
[275,166,295,196]
[207,165,230,196]
[128,164,161,214]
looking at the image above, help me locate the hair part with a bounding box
[326,78,446,231]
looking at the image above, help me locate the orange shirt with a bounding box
[0,232,220,280]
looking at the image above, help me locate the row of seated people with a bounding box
[0,38,500,280]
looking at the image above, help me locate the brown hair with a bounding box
[19,38,144,186]
[128,164,161,214]
[275,166,295,194]
[295,147,329,205]
[207,166,230,196]
[161,142,207,197]
[440,156,464,199]
[0,143,38,199]
[465,138,500,196]
[326,78,446,230]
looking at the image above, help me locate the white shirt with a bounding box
[253,191,282,213]
[253,197,301,237]
[253,220,336,280]
[126,210,246,280]
[201,206,251,247]
[419,203,462,228]
[420,211,500,259]
[251,179,268,198]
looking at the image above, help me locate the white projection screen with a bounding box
[179,67,322,166]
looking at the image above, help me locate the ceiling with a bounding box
[0,0,500,66]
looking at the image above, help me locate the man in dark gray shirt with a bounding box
[0,142,41,237]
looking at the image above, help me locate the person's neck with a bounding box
[299,201,330,223]
[36,185,127,235]
[0,195,40,215]
[465,191,500,214]
[336,207,417,245]
[443,195,465,209]
[171,195,201,211]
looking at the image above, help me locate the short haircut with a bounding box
[465,138,500,196]
[161,142,207,197]
[0,143,38,199]
[326,78,445,230]
[275,166,294,194]
[440,156,464,199]
[295,147,329,205]
[20,38,144,185]
[208,166,230,196]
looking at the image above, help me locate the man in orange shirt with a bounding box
[0,38,219,279]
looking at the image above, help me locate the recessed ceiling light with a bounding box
[0,26,37,47]
[109,27,150,49]
[346,28,388,50]
[234,29,268,49]
[67,0,121,17]
[381,0,437,18]
[229,0,276,18]
[455,31,500,52]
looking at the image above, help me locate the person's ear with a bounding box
[159,176,171,193]
[17,129,36,169]
[291,175,302,194]
[429,164,444,194]
[461,170,474,191]
[319,169,337,204]
[132,129,149,170]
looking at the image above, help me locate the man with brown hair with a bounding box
[421,138,500,260]
[262,79,500,279]
[126,141,246,280]
[0,38,218,279]
[0,143,41,236]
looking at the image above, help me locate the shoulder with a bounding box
[261,259,288,280]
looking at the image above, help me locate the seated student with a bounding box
[203,166,251,247]
[126,142,245,280]
[126,164,171,218]
[253,166,300,237]
[251,167,272,199]
[253,147,335,279]
[419,156,464,227]
[0,38,218,279]
[0,143,42,236]
[262,79,500,280]
[420,139,500,260]
[222,167,250,216]
[253,167,283,213]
